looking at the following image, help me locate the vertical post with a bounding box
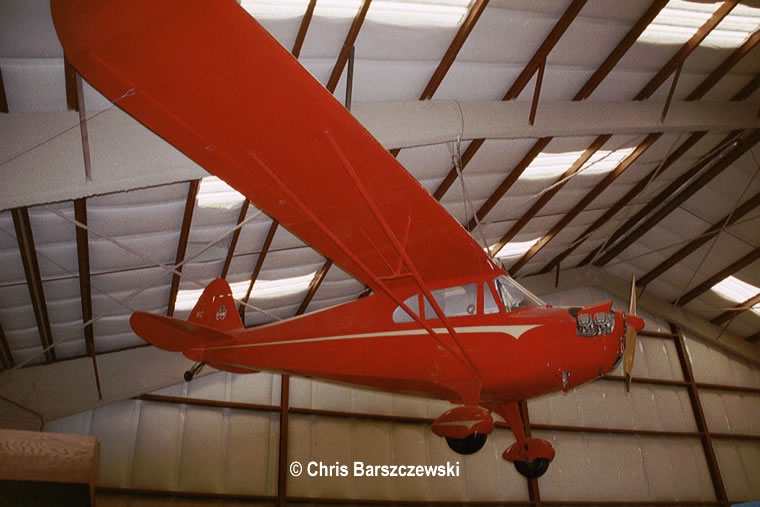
[277,375,290,506]
[345,46,355,111]
[671,324,728,505]
[519,400,541,506]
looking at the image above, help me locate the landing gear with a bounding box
[445,433,487,455]
[493,401,555,479]
[184,362,206,382]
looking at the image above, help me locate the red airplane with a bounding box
[52,0,645,479]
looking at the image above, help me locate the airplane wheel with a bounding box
[183,370,194,382]
[514,457,550,478]
[445,433,487,455]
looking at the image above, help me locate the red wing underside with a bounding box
[50,1,498,299]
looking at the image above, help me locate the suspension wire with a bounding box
[448,135,491,256]
[0,88,136,169]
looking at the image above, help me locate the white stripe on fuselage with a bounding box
[202,324,541,351]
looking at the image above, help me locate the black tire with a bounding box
[514,457,550,478]
[445,433,487,455]
[184,370,194,382]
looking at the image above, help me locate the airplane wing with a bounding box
[51,1,499,301]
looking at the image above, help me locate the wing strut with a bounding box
[324,131,482,382]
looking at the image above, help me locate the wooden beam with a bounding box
[74,199,102,400]
[573,0,668,101]
[238,220,279,320]
[528,59,545,126]
[326,0,371,94]
[431,0,587,201]
[167,180,200,318]
[220,201,249,279]
[295,260,332,316]
[0,322,13,369]
[711,293,760,326]
[541,132,707,273]
[686,29,760,101]
[277,375,290,507]
[639,190,760,288]
[0,65,8,113]
[490,135,611,256]
[64,58,79,112]
[676,246,760,306]
[732,72,760,101]
[671,325,728,504]
[418,0,490,101]
[291,0,316,59]
[594,129,760,267]
[12,207,55,363]
[634,1,738,101]
[509,133,662,275]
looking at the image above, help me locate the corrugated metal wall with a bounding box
[44,286,760,504]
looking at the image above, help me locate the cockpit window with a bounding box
[492,275,544,312]
[392,284,477,323]
[393,294,420,323]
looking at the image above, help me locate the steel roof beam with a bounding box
[220,201,249,280]
[0,322,13,369]
[419,0,490,101]
[238,220,279,321]
[0,65,8,113]
[12,207,55,363]
[733,72,760,101]
[167,180,200,318]
[432,0,589,200]
[296,260,333,316]
[638,190,760,288]
[711,293,760,326]
[677,247,760,306]
[593,129,760,267]
[291,0,316,59]
[64,58,79,112]
[326,0,371,94]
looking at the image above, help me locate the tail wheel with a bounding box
[514,457,550,478]
[445,433,487,455]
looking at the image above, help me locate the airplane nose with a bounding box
[625,314,645,332]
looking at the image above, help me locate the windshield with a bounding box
[493,275,544,312]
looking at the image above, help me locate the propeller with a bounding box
[623,275,639,392]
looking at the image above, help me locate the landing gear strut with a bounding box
[184,362,206,382]
[493,401,555,479]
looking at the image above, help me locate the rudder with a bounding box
[188,278,244,331]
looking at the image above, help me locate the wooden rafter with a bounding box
[64,57,79,112]
[167,180,200,318]
[432,0,587,200]
[12,208,55,363]
[291,0,317,59]
[677,247,760,306]
[220,201,250,279]
[0,322,13,369]
[326,0,371,94]
[0,65,8,113]
[74,199,102,399]
[711,293,760,326]
[633,0,738,101]
[508,133,662,274]
[296,260,333,316]
[638,190,760,288]
[593,129,760,267]
[238,221,279,320]
[418,0,490,101]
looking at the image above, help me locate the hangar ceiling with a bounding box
[0,0,759,414]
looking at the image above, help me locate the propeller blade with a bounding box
[624,275,638,392]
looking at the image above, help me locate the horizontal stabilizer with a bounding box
[130,312,234,352]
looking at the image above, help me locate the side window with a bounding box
[423,284,477,319]
[484,281,500,314]
[392,294,420,323]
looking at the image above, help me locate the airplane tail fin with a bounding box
[130,278,243,352]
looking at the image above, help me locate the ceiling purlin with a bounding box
[296,260,333,316]
[0,323,13,369]
[711,293,760,326]
[0,65,9,113]
[633,0,738,101]
[418,0,490,101]
[432,0,590,200]
[460,0,667,233]
[638,190,760,288]
[508,133,662,275]
[593,129,760,267]
[74,198,102,400]
[326,0,372,94]
[11,208,55,364]
[220,201,250,279]
[238,221,279,321]
[677,247,760,306]
[541,132,708,273]
[519,2,752,274]
[167,180,200,318]
[291,0,317,59]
